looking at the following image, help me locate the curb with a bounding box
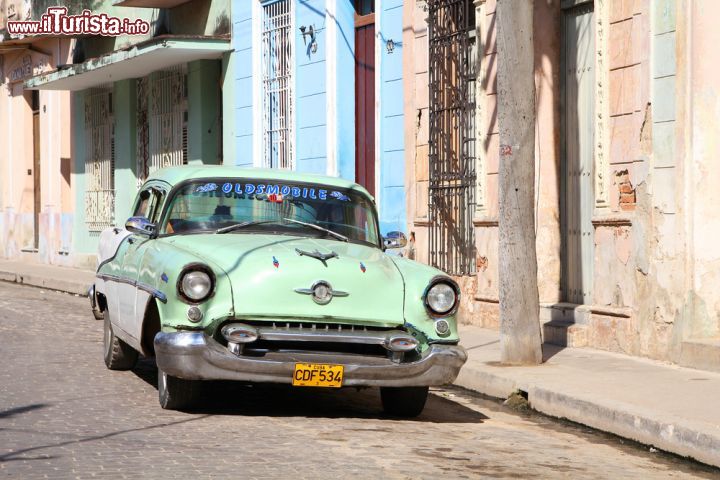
[454,364,720,469]
[0,270,90,297]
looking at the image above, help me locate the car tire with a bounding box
[157,369,201,410]
[380,386,429,418]
[103,310,138,371]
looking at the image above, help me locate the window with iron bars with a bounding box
[427,0,477,276]
[136,66,188,186]
[84,87,115,232]
[261,0,293,169]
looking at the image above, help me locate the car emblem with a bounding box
[272,256,280,268]
[294,281,349,305]
[295,248,338,267]
[360,262,366,273]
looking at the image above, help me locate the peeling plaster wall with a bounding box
[686,0,720,341]
[0,37,75,266]
[403,0,562,329]
[400,0,719,369]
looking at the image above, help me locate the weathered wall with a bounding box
[681,0,720,351]
[403,0,562,329]
[403,0,719,370]
[76,0,230,60]
[0,37,75,266]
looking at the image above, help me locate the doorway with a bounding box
[31,90,40,250]
[561,1,595,304]
[354,0,375,196]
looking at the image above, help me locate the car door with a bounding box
[116,184,166,344]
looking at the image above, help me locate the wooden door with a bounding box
[32,108,40,250]
[562,2,595,304]
[355,14,375,196]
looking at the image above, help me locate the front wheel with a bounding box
[103,311,138,370]
[158,369,201,410]
[380,386,429,418]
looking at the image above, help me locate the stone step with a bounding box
[679,338,720,373]
[542,320,588,348]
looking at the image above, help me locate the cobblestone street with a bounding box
[0,282,717,479]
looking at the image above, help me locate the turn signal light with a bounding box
[221,324,259,344]
[387,336,419,352]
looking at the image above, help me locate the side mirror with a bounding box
[125,216,156,236]
[383,231,408,249]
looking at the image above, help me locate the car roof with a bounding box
[147,166,373,198]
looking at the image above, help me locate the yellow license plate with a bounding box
[292,363,344,387]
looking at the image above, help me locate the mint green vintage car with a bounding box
[89,166,467,416]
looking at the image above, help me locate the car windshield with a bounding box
[159,179,380,246]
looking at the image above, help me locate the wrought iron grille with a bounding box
[261,0,293,169]
[136,76,149,186]
[136,66,188,186]
[427,0,477,276]
[84,87,115,231]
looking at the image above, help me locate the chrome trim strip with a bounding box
[293,289,350,297]
[258,328,410,347]
[154,332,467,386]
[293,280,349,299]
[221,322,417,349]
[97,273,168,303]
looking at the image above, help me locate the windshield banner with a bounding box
[193,182,351,202]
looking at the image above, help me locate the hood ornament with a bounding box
[295,248,338,267]
[294,280,349,305]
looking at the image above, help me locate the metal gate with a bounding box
[562,2,595,304]
[84,87,115,231]
[136,66,188,185]
[261,0,293,169]
[427,0,477,276]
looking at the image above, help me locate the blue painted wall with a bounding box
[232,1,254,167]
[294,0,328,174]
[335,0,356,181]
[230,0,405,233]
[378,0,405,233]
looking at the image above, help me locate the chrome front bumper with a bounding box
[154,332,467,387]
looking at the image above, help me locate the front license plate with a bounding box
[292,363,344,388]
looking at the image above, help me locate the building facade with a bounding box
[21,0,231,267]
[404,0,720,371]
[0,1,75,266]
[1,0,408,268]
[231,0,406,233]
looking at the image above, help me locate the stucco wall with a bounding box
[403,0,720,370]
[232,0,403,232]
[685,0,720,342]
[403,0,561,328]
[0,37,75,266]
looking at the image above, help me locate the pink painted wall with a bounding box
[0,37,75,265]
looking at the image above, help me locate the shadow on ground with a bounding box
[131,357,488,424]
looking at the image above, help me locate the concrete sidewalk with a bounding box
[457,326,720,468]
[0,260,717,468]
[0,260,94,296]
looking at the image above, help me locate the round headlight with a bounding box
[180,270,212,302]
[426,282,457,315]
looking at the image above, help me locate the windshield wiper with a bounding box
[282,218,348,242]
[215,220,276,234]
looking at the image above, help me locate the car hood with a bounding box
[163,233,405,327]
